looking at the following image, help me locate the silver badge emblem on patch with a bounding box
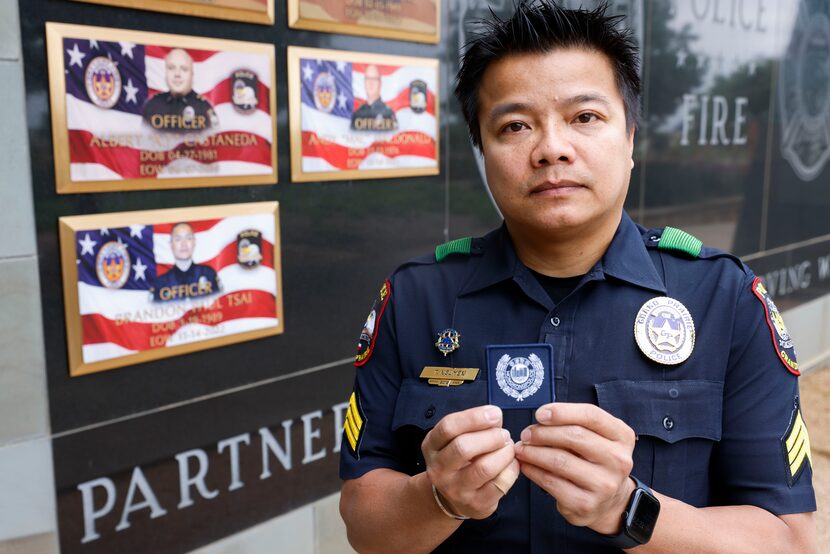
[634,297,695,365]
[495,353,545,402]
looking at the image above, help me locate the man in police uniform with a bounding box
[350,64,398,132]
[339,2,816,552]
[142,48,218,133]
[152,222,220,302]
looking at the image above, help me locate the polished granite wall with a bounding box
[6,0,830,552]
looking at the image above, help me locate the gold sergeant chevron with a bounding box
[784,405,812,485]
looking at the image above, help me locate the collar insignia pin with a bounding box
[435,329,461,356]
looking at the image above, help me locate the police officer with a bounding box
[152,222,220,302]
[350,64,398,132]
[339,2,816,552]
[142,48,218,133]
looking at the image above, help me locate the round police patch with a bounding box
[313,71,337,114]
[495,353,545,402]
[84,56,122,109]
[95,241,131,289]
[634,296,695,365]
[752,277,799,376]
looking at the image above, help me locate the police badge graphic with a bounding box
[95,241,131,289]
[487,344,554,409]
[84,56,122,109]
[182,105,196,125]
[634,297,695,365]
[231,70,259,114]
[236,230,263,268]
[313,71,337,114]
[779,4,830,181]
[409,79,428,114]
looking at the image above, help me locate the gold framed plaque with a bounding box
[288,0,439,44]
[287,46,440,183]
[46,23,277,194]
[59,202,284,377]
[70,0,275,25]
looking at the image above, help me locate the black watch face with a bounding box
[626,489,661,543]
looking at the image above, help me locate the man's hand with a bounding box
[422,405,520,520]
[514,403,636,534]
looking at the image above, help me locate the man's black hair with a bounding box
[455,1,641,152]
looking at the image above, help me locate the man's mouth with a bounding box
[529,180,584,195]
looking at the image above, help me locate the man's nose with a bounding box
[531,123,575,167]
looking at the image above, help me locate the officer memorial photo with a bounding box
[45,23,277,192]
[339,2,817,552]
[152,222,220,302]
[287,46,439,182]
[350,64,397,132]
[58,203,284,376]
[142,48,219,133]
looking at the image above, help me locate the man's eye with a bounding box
[575,113,598,124]
[503,122,526,133]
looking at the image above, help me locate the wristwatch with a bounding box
[605,475,661,549]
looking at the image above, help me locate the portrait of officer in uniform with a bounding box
[152,222,220,302]
[339,1,816,553]
[142,48,219,133]
[350,64,398,132]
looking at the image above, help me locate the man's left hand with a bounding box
[514,403,637,535]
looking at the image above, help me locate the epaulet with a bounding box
[656,226,703,258]
[435,237,473,262]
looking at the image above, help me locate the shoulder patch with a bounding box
[344,387,367,459]
[752,277,799,376]
[354,279,391,366]
[782,398,812,486]
[435,237,472,262]
[658,226,703,258]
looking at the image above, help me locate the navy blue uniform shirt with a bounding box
[340,212,816,553]
[152,262,220,302]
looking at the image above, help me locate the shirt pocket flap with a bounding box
[392,378,488,431]
[595,380,723,444]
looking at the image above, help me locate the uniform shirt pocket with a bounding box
[595,380,723,443]
[392,378,488,431]
[595,379,723,504]
[389,378,488,475]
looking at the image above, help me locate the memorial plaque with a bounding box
[287,46,439,182]
[288,0,439,44]
[70,0,275,25]
[59,202,283,376]
[46,23,277,193]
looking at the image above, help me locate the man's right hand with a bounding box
[421,405,519,520]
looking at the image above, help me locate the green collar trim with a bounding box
[658,226,702,258]
[435,237,472,262]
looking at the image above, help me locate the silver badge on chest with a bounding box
[634,296,695,365]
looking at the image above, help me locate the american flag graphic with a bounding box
[299,58,438,172]
[75,214,279,364]
[62,37,274,182]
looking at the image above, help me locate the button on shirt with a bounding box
[340,212,816,553]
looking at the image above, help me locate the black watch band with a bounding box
[604,475,661,549]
